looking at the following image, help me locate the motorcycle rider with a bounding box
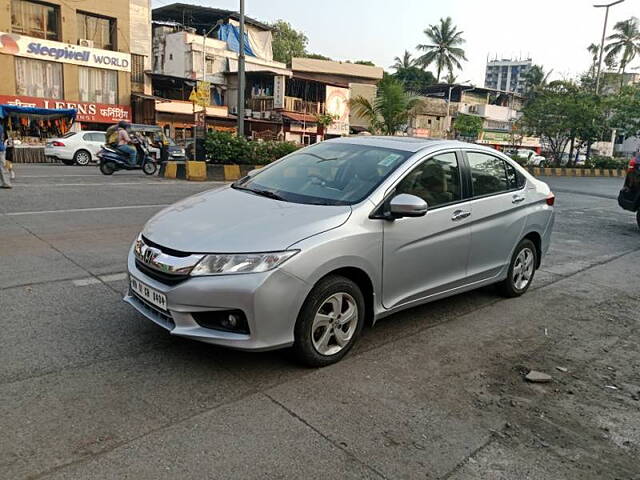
[116,121,137,167]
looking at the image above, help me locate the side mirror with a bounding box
[389,194,428,218]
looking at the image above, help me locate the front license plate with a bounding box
[130,276,167,311]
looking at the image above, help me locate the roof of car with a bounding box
[325,136,492,154]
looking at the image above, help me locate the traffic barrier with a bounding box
[526,166,624,177]
[186,161,207,181]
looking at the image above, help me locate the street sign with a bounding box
[189,82,211,108]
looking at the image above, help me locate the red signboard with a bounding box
[0,95,131,124]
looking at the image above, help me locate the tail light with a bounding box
[546,193,555,206]
[51,141,65,147]
[628,158,637,173]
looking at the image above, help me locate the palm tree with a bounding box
[350,76,423,135]
[605,17,640,89]
[416,17,467,82]
[391,50,415,72]
[444,71,458,84]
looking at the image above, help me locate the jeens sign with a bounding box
[0,33,131,72]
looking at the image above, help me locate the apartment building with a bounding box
[0,0,151,129]
[484,57,532,95]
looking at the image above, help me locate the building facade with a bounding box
[484,58,532,95]
[0,0,151,130]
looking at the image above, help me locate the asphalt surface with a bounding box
[1,165,639,479]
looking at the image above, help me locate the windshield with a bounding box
[233,142,411,206]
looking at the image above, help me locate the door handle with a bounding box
[451,210,471,221]
[512,194,526,204]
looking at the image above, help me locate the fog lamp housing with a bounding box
[192,310,250,334]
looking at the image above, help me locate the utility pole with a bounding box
[237,0,246,136]
[594,0,625,94]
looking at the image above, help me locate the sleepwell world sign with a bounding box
[0,33,130,72]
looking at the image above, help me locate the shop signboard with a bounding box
[325,86,350,136]
[0,95,131,123]
[273,76,285,109]
[0,32,131,72]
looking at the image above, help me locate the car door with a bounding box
[88,133,106,158]
[382,151,472,309]
[464,150,528,282]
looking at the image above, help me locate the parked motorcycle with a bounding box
[97,131,158,176]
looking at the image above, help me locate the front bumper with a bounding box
[124,248,310,351]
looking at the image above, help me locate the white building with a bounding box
[484,58,532,95]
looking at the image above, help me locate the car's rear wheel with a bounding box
[293,275,365,367]
[73,149,92,166]
[498,239,537,298]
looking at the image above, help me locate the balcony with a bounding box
[283,96,325,115]
[247,97,274,112]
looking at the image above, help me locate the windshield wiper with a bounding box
[233,185,286,201]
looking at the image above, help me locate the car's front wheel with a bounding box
[293,275,365,367]
[498,238,537,297]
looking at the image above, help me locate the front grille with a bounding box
[142,235,191,258]
[135,259,189,286]
[131,291,175,330]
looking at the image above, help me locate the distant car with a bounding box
[45,131,106,166]
[560,153,586,166]
[512,149,547,167]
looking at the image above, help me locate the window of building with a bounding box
[396,152,462,208]
[131,54,145,92]
[79,67,118,104]
[11,0,60,40]
[77,12,115,50]
[15,58,63,98]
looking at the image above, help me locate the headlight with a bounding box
[190,250,299,276]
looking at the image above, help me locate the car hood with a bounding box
[143,186,352,253]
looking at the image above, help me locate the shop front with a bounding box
[0,95,131,132]
[477,130,542,154]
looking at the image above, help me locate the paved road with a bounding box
[1,166,638,479]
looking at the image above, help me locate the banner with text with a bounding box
[325,86,350,136]
[0,32,131,72]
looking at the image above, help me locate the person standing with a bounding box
[0,123,13,189]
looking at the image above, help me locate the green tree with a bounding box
[416,17,467,82]
[391,66,436,93]
[453,114,483,139]
[350,76,423,135]
[609,85,640,140]
[522,65,552,104]
[391,50,415,71]
[587,43,600,77]
[305,53,332,60]
[270,20,308,65]
[604,17,640,90]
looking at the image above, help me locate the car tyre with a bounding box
[498,238,537,298]
[73,149,92,166]
[293,275,365,367]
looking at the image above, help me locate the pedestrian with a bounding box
[0,122,13,189]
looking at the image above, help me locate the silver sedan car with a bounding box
[125,137,555,366]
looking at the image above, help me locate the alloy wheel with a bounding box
[75,151,91,166]
[311,292,358,356]
[512,247,535,290]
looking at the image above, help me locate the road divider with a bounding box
[526,166,624,177]
[163,161,264,182]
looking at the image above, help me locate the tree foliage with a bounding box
[416,17,467,82]
[270,20,308,65]
[453,114,483,139]
[391,66,436,93]
[605,17,640,89]
[608,85,640,139]
[350,76,423,135]
[204,131,299,165]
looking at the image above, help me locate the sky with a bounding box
[152,0,640,85]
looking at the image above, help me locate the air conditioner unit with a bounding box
[78,39,94,48]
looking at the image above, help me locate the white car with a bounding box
[513,149,547,167]
[45,131,106,166]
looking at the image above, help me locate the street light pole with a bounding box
[594,0,625,94]
[237,0,246,137]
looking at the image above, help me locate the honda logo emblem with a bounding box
[142,246,160,265]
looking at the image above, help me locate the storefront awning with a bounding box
[0,104,76,119]
[281,112,317,124]
[228,59,292,77]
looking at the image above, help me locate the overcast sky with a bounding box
[154,0,640,85]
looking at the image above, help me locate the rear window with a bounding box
[62,132,76,138]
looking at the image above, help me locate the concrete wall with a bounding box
[348,83,376,129]
[0,0,131,105]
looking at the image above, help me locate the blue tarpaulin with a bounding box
[0,104,77,119]
[217,24,255,57]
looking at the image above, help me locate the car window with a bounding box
[395,152,461,208]
[467,152,513,196]
[236,142,412,206]
[504,161,526,189]
[91,133,106,142]
[62,132,76,139]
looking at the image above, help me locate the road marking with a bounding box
[72,272,127,286]
[5,204,169,216]
[18,174,104,178]
[12,182,169,187]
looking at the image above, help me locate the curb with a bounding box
[163,162,264,182]
[526,166,624,177]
